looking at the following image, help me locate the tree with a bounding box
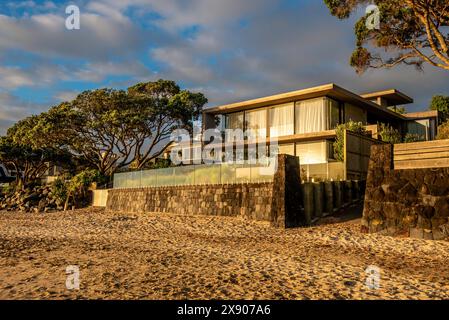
[127,80,207,169]
[430,95,449,123]
[0,136,60,189]
[436,120,449,139]
[324,0,449,73]
[38,80,207,175]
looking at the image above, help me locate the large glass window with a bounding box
[225,112,244,130]
[245,109,267,139]
[295,98,329,134]
[278,143,295,156]
[407,120,429,140]
[295,141,328,164]
[345,103,367,123]
[328,98,340,129]
[269,103,294,137]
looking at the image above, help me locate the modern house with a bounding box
[202,83,438,180]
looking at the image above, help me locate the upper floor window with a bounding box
[345,103,367,124]
[245,109,267,139]
[269,103,294,137]
[295,98,329,134]
[224,112,244,130]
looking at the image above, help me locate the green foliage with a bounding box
[324,0,449,72]
[0,115,75,190]
[53,169,102,210]
[404,133,424,143]
[378,123,402,144]
[430,95,449,123]
[436,120,449,140]
[145,159,172,170]
[67,169,99,194]
[36,79,207,175]
[333,121,367,161]
[52,177,68,204]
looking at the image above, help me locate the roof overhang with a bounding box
[204,83,406,121]
[360,89,414,106]
[403,110,438,120]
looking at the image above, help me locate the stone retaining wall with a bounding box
[362,144,449,240]
[106,155,303,228]
[107,183,275,220]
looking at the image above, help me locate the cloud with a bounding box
[0,91,46,135]
[0,0,448,135]
[0,10,148,61]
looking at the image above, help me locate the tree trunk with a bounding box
[64,191,72,211]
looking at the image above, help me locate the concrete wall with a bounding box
[92,189,109,207]
[106,155,304,228]
[362,144,449,240]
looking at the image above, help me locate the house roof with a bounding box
[403,110,438,120]
[204,83,406,121]
[360,89,414,106]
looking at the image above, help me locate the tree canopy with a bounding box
[0,117,72,189]
[324,0,449,73]
[429,95,449,123]
[12,79,207,176]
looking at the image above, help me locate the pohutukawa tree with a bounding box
[0,116,70,189]
[324,0,449,73]
[127,80,207,169]
[37,80,207,175]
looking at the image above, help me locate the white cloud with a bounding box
[0,0,447,135]
[0,91,47,134]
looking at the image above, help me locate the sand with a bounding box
[0,208,448,300]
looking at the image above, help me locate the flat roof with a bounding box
[403,110,438,120]
[204,83,406,121]
[360,89,414,105]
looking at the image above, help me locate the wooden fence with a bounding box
[344,130,386,180]
[394,139,449,170]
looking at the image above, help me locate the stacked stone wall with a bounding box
[362,144,449,239]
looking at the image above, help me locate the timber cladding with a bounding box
[394,139,449,170]
[344,130,386,180]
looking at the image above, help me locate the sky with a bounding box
[0,0,448,135]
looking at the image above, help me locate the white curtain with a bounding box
[245,109,267,139]
[226,112,244,130]
[269,103,294,137]
[295,98,328,134]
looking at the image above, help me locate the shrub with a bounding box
[404,133,424,143]
[333,121,367,161]
[52,177,68,204]
[378,123,402,144]
[437,120,449,140]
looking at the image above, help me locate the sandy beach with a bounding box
[0,208,448,300]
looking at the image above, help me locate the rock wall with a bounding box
[106,155,303,228]
[107,182,274,220]
[362,144,449,240]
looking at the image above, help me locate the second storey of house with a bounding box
[202,83,438,165]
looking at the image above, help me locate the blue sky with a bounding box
[0,0,448,134]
